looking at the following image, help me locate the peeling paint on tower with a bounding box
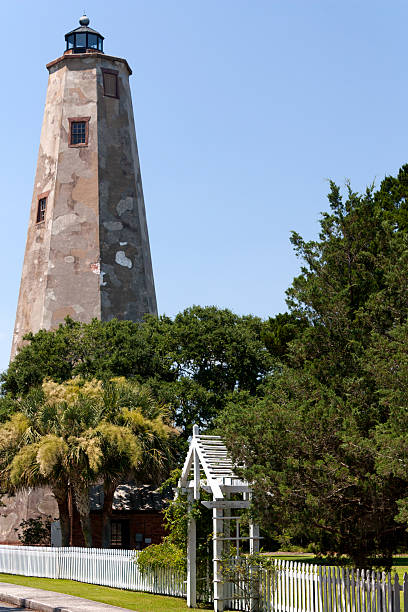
[11,22,157,360]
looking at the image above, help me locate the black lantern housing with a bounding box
[65,16,104,54]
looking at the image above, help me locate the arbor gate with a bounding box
[178,425,260,611]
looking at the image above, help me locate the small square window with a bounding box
[36,197,47,223]
[71,121,86,144]
[68,117,90,147]
[102,69,119,98]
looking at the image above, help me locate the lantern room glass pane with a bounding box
[76,33,86,48]
[67,35,74,49]
[88,34,98,49]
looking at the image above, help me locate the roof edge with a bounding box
[65,26,105,38]
[46,52,132,75]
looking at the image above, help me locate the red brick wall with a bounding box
[71,508,167,549]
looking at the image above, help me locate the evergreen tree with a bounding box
[218,165,408,567]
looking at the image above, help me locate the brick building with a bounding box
[68,484,168,549]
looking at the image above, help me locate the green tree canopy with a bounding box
[1,306,300,441]
[218,165,408,567]
[1,317,175,396]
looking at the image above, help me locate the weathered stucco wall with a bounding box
[44,57,100,331]
[11,51,157,360]
[0,488,58,545]
[97,57,157,321]
[11,65,66,359]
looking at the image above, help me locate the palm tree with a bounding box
[97,378,177,547]
[8,437,72,546]
[23,388,142,547]
[0,377,177,548]
[0,402,72,546]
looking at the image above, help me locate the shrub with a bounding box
[15,515,53,546]
[136,540,185,573]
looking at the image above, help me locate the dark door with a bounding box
[110,520,130,549]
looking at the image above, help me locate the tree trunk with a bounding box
[72,479,92,547]
[51,483,70,546]
[101,480,117,548]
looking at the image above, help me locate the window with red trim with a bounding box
[68,117,90,147]
[36,197,47,223]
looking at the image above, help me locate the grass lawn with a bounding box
[0,573,194,612]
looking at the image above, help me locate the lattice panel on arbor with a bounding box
[178,426,259,611]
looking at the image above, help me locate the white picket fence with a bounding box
[0,545,186,597]
[219,558,408,611]
[0,546,406,611]
[256,560,407,612]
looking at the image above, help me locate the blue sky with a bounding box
[1,0,407,373]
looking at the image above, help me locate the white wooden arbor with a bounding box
[178,425,260,611]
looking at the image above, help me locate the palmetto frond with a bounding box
[9,443,44,489]
[36,435,68,477]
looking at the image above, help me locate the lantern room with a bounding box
[64,15,104,54]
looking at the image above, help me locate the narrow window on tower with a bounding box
[68,117,90,147]
[36,196,47,223]
[102,69,119,98]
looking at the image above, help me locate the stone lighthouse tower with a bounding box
[11,15,157,359]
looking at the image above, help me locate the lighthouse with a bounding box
[11,15,157,359]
